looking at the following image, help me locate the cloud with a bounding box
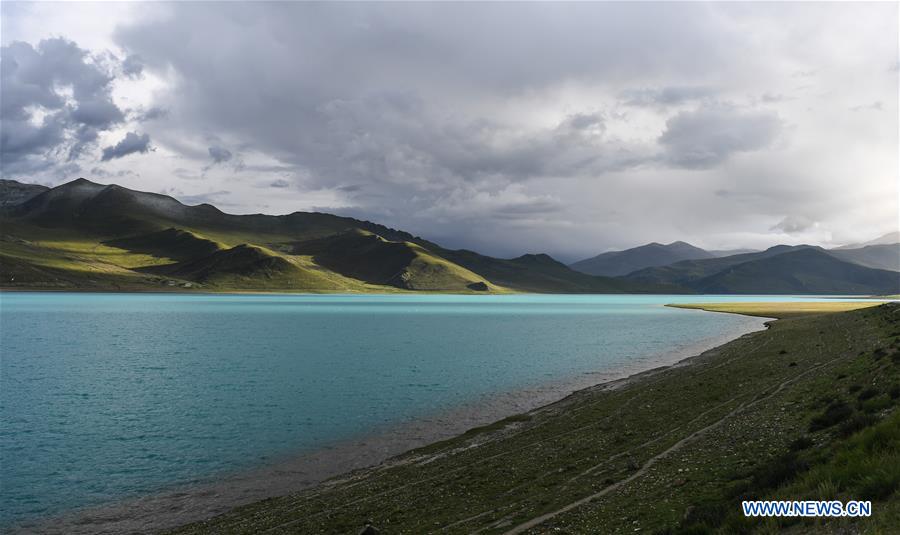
[659,105,782,169]
[1,2,896,257]
[133,106,168,122]
[620,86,716,107]
[100,131,150,161]
[0,37,126,175]
[121,54,143,78]
[207,145,232,164]
[269,179,290,188]
[770,215,816,234]
[850,101,883,112]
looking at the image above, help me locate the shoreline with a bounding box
[9,311,766,534]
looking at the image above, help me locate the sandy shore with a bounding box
[9,311,766,534]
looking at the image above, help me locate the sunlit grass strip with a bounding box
[667,301,884,319]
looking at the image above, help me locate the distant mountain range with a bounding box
[1,178,897,295]
[569,241,756,277]
[833,231,900,250]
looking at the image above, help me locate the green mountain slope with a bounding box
[436,248,681,293]
[105,228,225,262]
[1,178,654,293]
[142,244,365,290]
[693,248,900,294]
[291,229,500,291]
[570,241,714,277]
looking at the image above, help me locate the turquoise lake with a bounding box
[0,293,875,526]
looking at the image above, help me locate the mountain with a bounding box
[141,244,359,290]
[290,229,498,291]
[437,248,675,293]
[4,178,894,295]
[569,241,714,277]
[691,248,900,294]
[105,228,224,262]
[828,244,900,272]
[707,248,759,257]
[835,231,900,250]
[624,245,815,286]
[0,178,662,294]
[0,179,49,207]
[625,244,899,295]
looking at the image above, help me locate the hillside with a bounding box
[624,245,899,295]
[437,247,676,293]
[105,228,224,262]
[0,178,643,294]
[569,241,714,276]
[625,245,814,286]
[291,229,500,292]
[693,248,900,294]
[0,179,49,207]
[829,243,900,272]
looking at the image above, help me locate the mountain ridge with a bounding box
[1,178,897,295]
[0,178,662,294]
[569,241,714,277]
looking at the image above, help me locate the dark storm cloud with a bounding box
[659,106,782,169]
[101,131,150,161]
[112,1,738,190]
[0,37,126,175]
[2,1,891,256]
[100,1,899,256]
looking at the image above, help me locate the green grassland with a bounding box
[0,212,503,294]
[171,303,900,534]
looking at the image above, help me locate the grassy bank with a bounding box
[667,301,883,319]
[173,303,900,534]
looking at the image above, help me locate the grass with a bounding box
[1,219,511,294]
[169,303,900,534]
[291,230,507,292]
[667,301,884,319]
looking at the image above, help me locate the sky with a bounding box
[1,2,897,262]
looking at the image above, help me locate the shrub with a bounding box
[858,467,900,500]
[857,387,879,401]
[861,395,892,414]
[889,384,900,400]
[837,413,878,438]
[809,401,853,432]
[789,436,814,451]
[750,452,809,491]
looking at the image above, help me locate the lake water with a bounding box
[0,293,873,527]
